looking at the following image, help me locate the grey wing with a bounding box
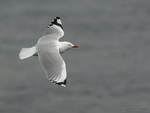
[43,17,64,40]
[38,49,67,87]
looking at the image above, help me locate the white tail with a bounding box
[19,46,36,59]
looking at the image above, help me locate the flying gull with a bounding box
[19,17,78,87]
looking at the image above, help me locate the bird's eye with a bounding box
[68,44,71,46]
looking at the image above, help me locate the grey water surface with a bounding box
[0,0,150,113]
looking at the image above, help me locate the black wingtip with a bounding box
[56,16,60,19]
[47,16,63,29]
[51,79,67,87]
[56,79,67,87]
[50,79,66,87]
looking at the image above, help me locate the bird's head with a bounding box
[59,41,78,53]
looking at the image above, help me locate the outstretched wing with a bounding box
[38,47,67,87]
[43,17,64,40]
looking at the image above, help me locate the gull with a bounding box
[19,17,78,87]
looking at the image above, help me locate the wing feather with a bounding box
[43,17,64,40]
[36,17,67,87]
[38,48,67,86]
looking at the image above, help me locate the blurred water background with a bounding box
[0,0,150,113]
